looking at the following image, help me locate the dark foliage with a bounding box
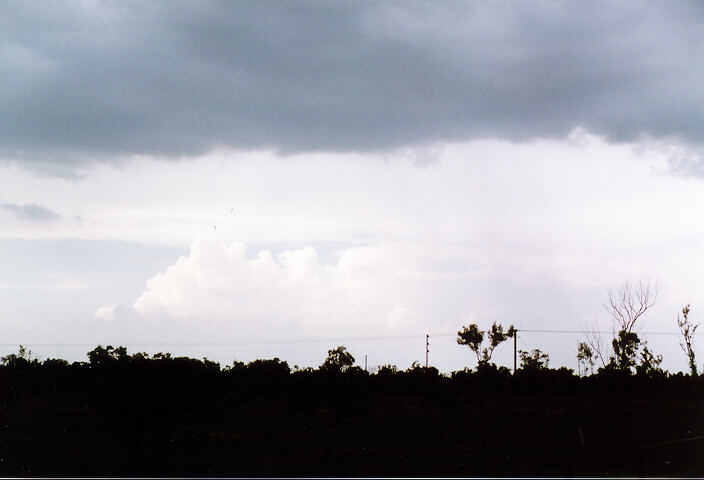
[519,349,550,371]
[457,322,515,364]
[0,346,702,476]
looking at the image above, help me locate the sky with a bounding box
[2,1,704,372]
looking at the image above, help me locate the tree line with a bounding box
[457,279,700,377]
[1,329,703,475]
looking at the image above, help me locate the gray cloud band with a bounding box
[1,203,60,221]
[1,1,703,163]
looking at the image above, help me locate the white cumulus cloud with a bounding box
[132,237,432,340]
[94,304,117,321]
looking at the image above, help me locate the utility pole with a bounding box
[513,329,517,374]
[364,354,367,372]
[425,334,429,368]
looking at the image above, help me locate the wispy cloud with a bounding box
[2,202,60,221]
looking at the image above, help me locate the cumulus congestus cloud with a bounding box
[128,237,431,340]
[2,1,704,166]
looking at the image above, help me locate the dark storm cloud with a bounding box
[2,1,704,163]
[1,203,60,221]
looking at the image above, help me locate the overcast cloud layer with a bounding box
[2,1,704,166]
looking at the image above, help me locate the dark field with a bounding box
[1,351,703,477]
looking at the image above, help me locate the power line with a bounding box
[518,329,691,336]
[435,328,699,336]
[0,333,430,349]
[0,328,696,350]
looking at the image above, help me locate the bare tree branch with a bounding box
[605,280,658,333]
[583,319,607,368]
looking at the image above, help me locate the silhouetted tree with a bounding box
[635,342,664,377]
[604,280,658,372]
[457,322,515,366]
[576,341,594,376]
[87,345,128,366]
[582,321,607,368]
[519,349,550,371]
[677,304,698,376]
[375,364,398,375]
[320,346,355,372]
[1,345,38,368]
[247,357,290,376]
[42,358,69,368]
[611,330,641,370]
[456,324,483,362]
[605,280,658,333]
[405,361,440,376]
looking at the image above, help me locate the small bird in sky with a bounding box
[230,207,234,213]
[212,225,217,230]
